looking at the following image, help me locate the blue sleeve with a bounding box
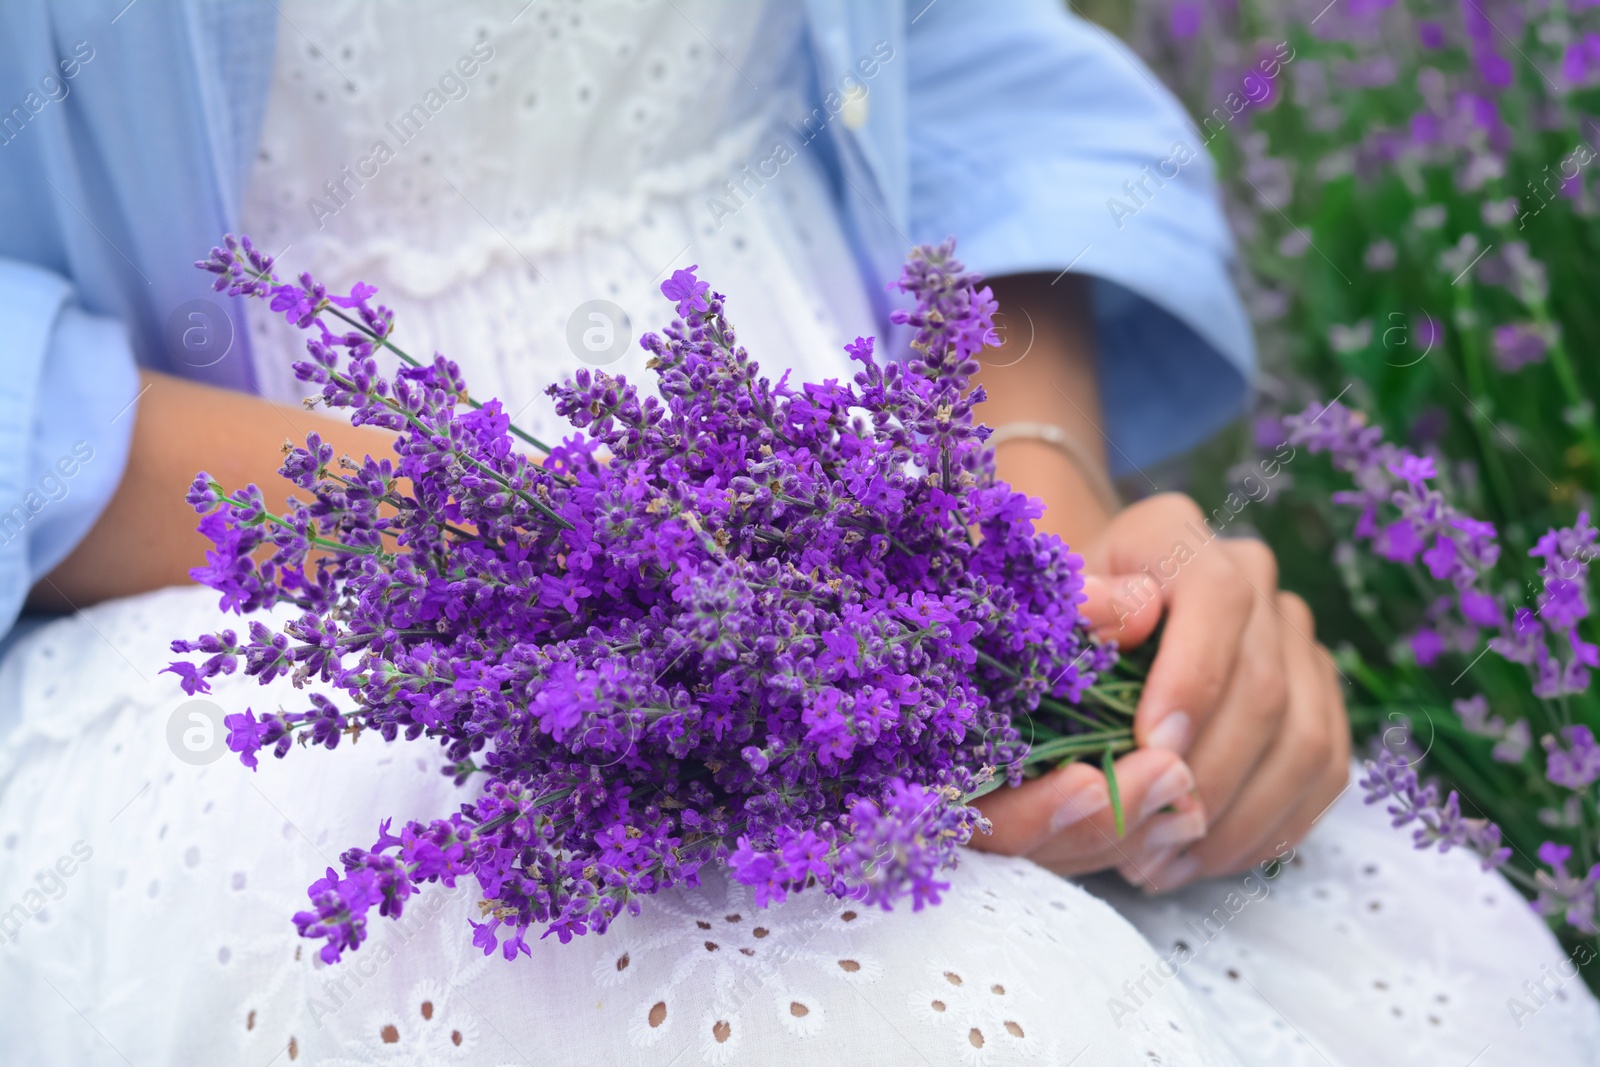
[0,258,140,632]
[904,0,1255,473]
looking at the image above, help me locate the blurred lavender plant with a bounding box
[1125,0,1600,971]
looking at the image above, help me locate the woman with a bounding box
[0,1,1593,1063]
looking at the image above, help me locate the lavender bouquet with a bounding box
[1122,0,1600,978]
[168,236,1142,965]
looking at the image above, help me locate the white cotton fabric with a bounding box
[2,587,1597,1066]
[1,2,1597,1064]
[238,0,878,443]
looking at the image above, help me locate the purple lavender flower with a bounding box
[294,866,379,964]
[659,264,710,317]
[1520,513,1598,696]
[222,710,277,770]
[1414,313,1444,350]
[1410,627,1445,665]
[1472,50,1513,90]
[1360,751,1511,870]
[1285,400,1501,623]
[1253,414,1288,449]
[1291,402,1596,701]
[1452,694,1531,763]
[1453,693,1492,732]
[1459,587,1501,627]
[1169,1,1202,40]
[1544,726,1600,790]
[173,237,1131,964]
[838,780,982,911]
[1492,719,1531,764]
[1564,33,1600,86]
[1533,842,1600,934]
[1490,322,1550,372]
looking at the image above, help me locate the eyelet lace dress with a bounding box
[236,0,877,443]
[1,3,1597,1065]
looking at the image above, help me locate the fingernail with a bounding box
[1122,847,1176,887]
[1142,809,1207,851]
[1139,763,1196,821]
[1050,781,1110,832]
[1146,711,1192,755]
[1146,853,1202,893]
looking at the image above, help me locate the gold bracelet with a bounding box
[988,421,1122,515]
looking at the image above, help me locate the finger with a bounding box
[1145,594,1337,888]
[970,760,1108,856]
[1130,537,1257,757]
[1243,740,1351,874]
[1244,645,1352,867]
[1027,751,1200,878]
[1176,542,1288,824]
[1111,785,1208,888]
[972,749,1196,872]
[1080,572,1164,646]
[1076,491,1208,574]
[1077,494,1210,649]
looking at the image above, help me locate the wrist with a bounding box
[990,422,1120,514]
[993,438,1117,546]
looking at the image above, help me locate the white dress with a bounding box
[0,3,1596,1065]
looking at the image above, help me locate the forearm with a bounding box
[976,273,1114,547]
[34,278,1107,610]
[28,370,393,610]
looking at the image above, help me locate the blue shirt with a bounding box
[0,0,1254,636]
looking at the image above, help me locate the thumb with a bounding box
[1080,572,1164,647]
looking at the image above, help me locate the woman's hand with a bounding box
[1077,493,1351,889]
[966,272,1348,890]
[971,492,1350,890]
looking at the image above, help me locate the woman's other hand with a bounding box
[938,273,1351,890]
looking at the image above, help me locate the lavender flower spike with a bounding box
[1360,752,1511,871]
[171,236,1136,964]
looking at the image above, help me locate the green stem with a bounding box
[1022,730,1135,764]
[1077,686,1138,717]
[1537,312,1600,481]
[973,649,1132,729]
[1034,694,1115,732]
[456,451,575,532]
[316,361,576,533]
[1454,281,1524,524]
[322,305,556,455]
[1103,745,1125,837]
[1484,204,1600,480]
[219,486,392,562]
[1341,648,1397,703]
